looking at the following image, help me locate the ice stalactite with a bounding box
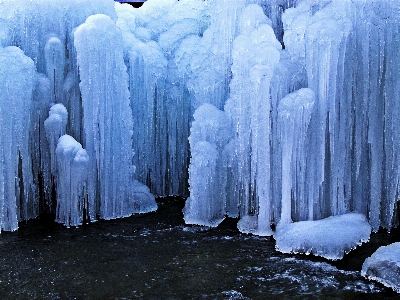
[301,2,352,220]
[185,3,282,233]
[74,14,156,220]
[0,46,35,231]
[0,0,118,223]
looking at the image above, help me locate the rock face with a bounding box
[362,242,400,293]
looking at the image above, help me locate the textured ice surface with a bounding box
[362,242,400,293]
[74,14,157,220]
[275,213,371,260]
[56,135,89,227]
[0,46,35,232]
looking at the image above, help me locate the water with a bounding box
[0,198,399,299]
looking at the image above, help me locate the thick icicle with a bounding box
[55,135,89,227]
[184,103,232,226]
[74,14,156,220]
[277,88,314,225]
[0,46,35,231]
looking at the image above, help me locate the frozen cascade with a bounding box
[116,0,209,196]
[0,0,118,221]
[74,14,157,220]
[30,74,52,213]
[0,0,399,245]
[281,0,400,231]
[186,0,246,111]
[185,0,400,238]
[0,46,35,231]
[56,135,89,227]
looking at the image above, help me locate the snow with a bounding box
[362,242,400,293]
[275,213,371,260]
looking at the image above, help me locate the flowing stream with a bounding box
[0,197,399,299]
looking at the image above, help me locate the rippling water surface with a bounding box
[0,197,399,299]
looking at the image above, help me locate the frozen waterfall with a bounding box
[0,0,399,248]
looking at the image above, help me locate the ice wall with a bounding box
[0,0,118,220]
[185,0,400,234]
[0,0,400,235]
[281,0,400,230]
[0,0,157,230]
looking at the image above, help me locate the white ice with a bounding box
[362,242,400,293]
[275,213,371,260]
[56,135,89,227]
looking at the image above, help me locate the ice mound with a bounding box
[362,242,400,293]
[275,213,371,260]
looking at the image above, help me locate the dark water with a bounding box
[0,197,399,300]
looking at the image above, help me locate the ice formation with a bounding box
[0,0,158,230]
[0,46,35,231]
[362,242,400,293]
[56,135,89,227]
[0,0,399,250]
[275,213,371,260]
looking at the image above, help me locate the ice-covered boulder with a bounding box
[362,242,400,293]
[275,213,371,260]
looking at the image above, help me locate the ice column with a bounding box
[56,135,89,227]
[304,4,352,220]
[277,88,314,225]
[184,103,232,226]
[74,14,156,220]
[224,5,281,235]
[0,46,35,231]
